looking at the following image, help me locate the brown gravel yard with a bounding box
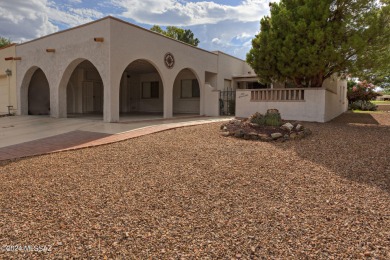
[1,112,390,258]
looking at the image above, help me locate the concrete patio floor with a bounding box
[0,115,231,161]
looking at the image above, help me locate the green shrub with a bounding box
[264,109,282,126]
[249,109,283,126]
[249,112,265,125]
[349,100,378,111]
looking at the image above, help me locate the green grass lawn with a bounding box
[352,109,386,114]
[372,100,390,105]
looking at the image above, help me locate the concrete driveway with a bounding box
[0,115,231,161]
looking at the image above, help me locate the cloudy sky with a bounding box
[0,0,275,59]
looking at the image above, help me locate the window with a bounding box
[181,79,200,98]
[247,81,268,89]
[142,81,159,99]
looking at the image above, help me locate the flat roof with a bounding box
[232,74,258,78]
[213,51,246,62]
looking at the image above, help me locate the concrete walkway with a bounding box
[0,115,231,161]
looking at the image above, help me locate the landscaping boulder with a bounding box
[221,132,231,137]
[271,132,283,139]
[280,122,294,131]
[248,132,259,140]
[295,124,303,131]
[220,110,312,142]
[234,130,244,138]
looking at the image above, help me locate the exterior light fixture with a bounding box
[5,69,12,76]
[94,37,104,42]
[46,48,55,53]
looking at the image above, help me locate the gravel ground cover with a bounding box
[1,112,389,258]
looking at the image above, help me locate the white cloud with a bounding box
[46,3,104,27]
[0,0,58,42]
[0,0,272,58]
[110,0,272,26]
[0,0,104,42]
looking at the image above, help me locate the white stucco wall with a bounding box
[109,18,219,121]
[14,17,224,122]
[0,45,17,114]
[14,16,346,123]
[323,78,348,122]
[236,89,327,122]
[236,76,348,122]
[16,18,111,120]
[214,52,249,91]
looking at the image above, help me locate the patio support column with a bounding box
[104,75,120,123]
[163,77,174,118]
[50,79,61,118]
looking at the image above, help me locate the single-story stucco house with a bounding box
[0,16,348,122]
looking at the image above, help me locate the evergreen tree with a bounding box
[0,37,11,48]
[151,25,200,46]
[247,0,389,88]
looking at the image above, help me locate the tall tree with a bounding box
[247,0,390,88]
[150,25,200,46]
[0,37,12,48]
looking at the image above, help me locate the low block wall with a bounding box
[236,89,327,122]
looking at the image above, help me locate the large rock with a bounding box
[234,130,244,138]
[248,132,259,140]
[280,122,294,131]
[295,124,303,131]
[221,132,231,137]
[257,134,271,142]
[230,119,242,126]
[271,132,283,139]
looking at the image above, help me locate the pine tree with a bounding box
[247,0,389,88]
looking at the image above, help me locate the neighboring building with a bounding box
[0,16,347,122]
[0,44,17,114]
[377,95,390,101]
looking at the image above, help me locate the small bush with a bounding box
[264,110,282,126]
[249,112,265,125]
[249,109,283,127]
[349,100,378,111]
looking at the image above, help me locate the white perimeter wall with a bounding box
[236,89,326,122]
[236,77,348,122]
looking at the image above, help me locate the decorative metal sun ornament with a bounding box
[164,52,175,69]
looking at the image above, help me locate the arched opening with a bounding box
[173,68,200,115]
[27,68,50,115]
[119,59,164,121]
[65,60,104,119]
